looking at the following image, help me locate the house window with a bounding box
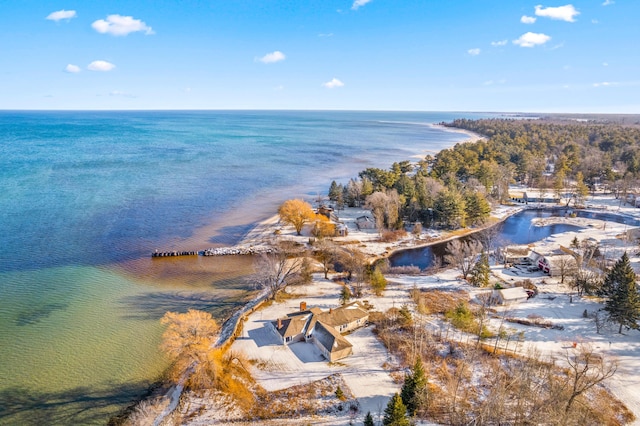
[285,336,292,343]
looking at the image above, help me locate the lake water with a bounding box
[0,110,494,424]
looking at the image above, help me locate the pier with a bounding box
[151,250,199,258]
[151,246,274,258]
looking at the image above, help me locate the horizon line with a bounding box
[0,108,637,116]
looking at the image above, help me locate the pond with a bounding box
[389,208,640,270]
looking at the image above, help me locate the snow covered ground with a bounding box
[230,277,406,419]
[184,193,640,424]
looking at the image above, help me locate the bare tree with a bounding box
[253,251,304,300]
[556,255,578,284]
[562,343,617,421]
[365,191,387,232]
[476,226,499,258]
[314,239,337,279]
[445,239,482,280]
[336,247,367,296]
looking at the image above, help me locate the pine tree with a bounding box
[469,252,490,287]
[339,285,351,305]
[603,252,640,333]
[464,191,491,225]
[370,267,387,296]
[363,411,375,426]
[383,393,410,426]
[328,180,341,201]
[401,357,428,416]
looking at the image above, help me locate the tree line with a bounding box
[328,118,640,233]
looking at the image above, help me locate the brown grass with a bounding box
[380,229,408,242]
[410,289,469,315]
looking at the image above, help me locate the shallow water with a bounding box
[0,110,494,423]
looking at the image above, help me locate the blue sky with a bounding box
[1,0,638,112]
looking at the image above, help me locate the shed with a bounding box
[492,287,530,305]
[356,215,376,230]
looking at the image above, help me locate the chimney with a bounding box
[277,318,282,329]
[300,301,307,311]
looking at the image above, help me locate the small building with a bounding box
[335,223,349,237]
[317,205,340,223]
[356,215,376,230]
[625,193,640,207]
[315,206,348,237]
[501,245,532,265]
[491,287,530,305]
[271,301,369,362]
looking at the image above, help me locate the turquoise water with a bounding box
[0,110,492,424]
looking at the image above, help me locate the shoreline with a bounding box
[182,194,640,424]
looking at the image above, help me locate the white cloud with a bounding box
[318,33,334,37]
[87,60,116,71]
[603,62,609,67]
[109,90,135,98]
[513,32,551,47]
[521,15,537,24]
[602,0,614,5]
[65,64,81,73]
[258,51,286,64]
[352,0,372,10]
[468,48,481,56]
[92,15,154,36]
[534,4,580,22]
[322,78,344,89]
[274,85,285,91]
[593,81,617,87]
[46,10,77,22]
[491,40,508,47]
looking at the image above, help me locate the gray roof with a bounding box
[313,321,352,354]
[316,303,369,328]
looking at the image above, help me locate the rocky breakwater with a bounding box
[201,246,275,256]
[151,250,198,258]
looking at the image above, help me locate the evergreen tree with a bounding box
[339,285,351,305]
[469,252,490,287]
[328,180,341,201]
[383,393,410,426]
[363,411,375,426]
[401,357,428,416]
[464,191,491,225]
[434,187,466,229]
[603,252,640,333]
[335,385,346,401]
[398,304,413,327]
[370,267,387,296]
[335,186,345,210]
